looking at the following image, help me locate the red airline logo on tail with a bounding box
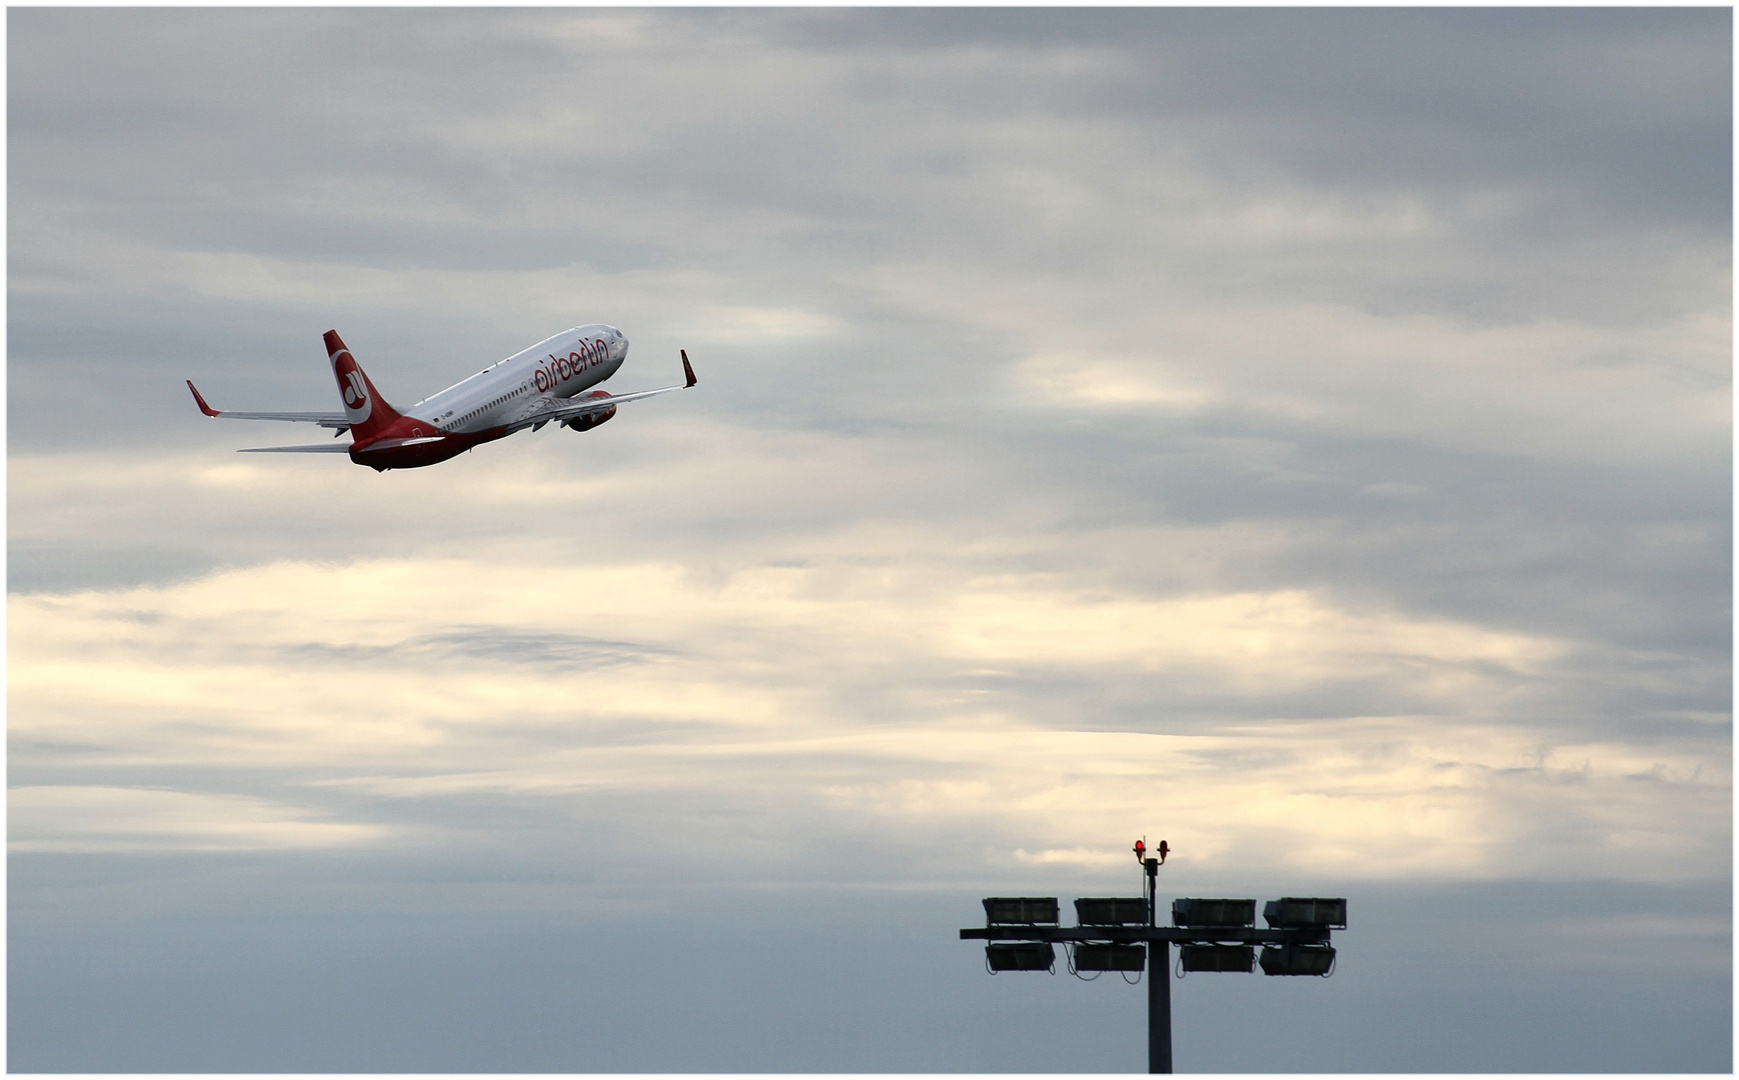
[329,348,372,423]
[342,369,368,410]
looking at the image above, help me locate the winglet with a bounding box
[187,380,221,417]
[681,349,697,388]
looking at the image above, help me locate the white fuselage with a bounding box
[408,324,628,434]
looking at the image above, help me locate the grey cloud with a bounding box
[777,9,1731,224]
[12,10,1726,315]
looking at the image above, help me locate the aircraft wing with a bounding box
[188,381,349,432]
[505,350,697,434]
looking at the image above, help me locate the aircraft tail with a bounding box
[324,330,402,441]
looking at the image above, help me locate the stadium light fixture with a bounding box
[1076,897,1150,925]
[1262,897,1347,929]
[1179,944,1256,973]
[984,897,1060,925]
[1258,942,1336,976]
[1073,943,1147,972]
[1171,898,1256,927]
[986,942,1056,972]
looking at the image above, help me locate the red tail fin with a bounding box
[324,330,402,441]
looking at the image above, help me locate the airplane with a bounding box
[188,325,695,471]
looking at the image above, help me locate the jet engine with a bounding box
[562,390,617,432]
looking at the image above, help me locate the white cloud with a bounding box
[8,786,393,853]
[1001,299,1728,467]
[10,549,1723,880]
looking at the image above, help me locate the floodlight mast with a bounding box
[961,838,1343,1073]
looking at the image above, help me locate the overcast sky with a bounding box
[7,8,1731,1073]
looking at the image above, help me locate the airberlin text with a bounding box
[534,339,608,393]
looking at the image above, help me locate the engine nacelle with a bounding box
[563,390,617,432]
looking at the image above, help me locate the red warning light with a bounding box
[1133,839,1146,860]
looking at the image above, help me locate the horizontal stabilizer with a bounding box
[188,380,348,429]
[237,443,353,453]
[355,436,448,451]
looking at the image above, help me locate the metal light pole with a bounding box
[1148,937,1170,1073]
[1143,843,1170,1074]
[962,838,1344,1074]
